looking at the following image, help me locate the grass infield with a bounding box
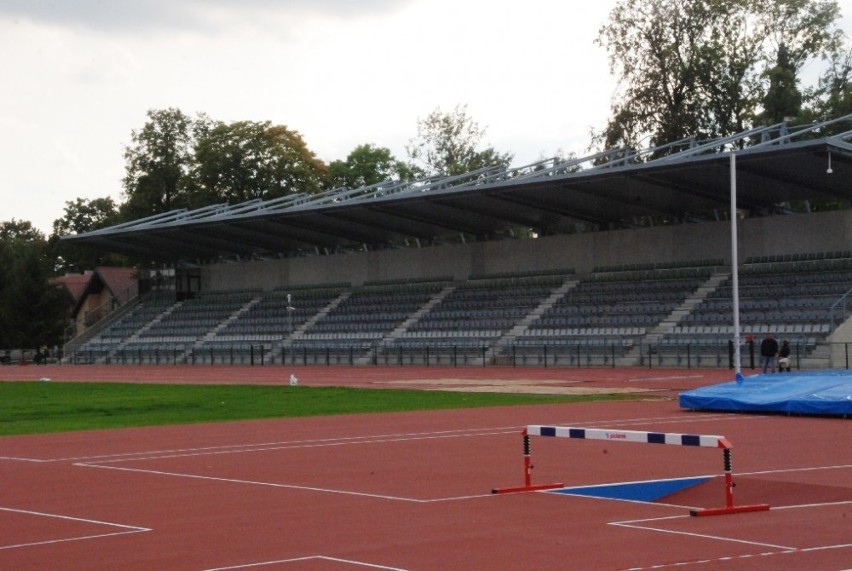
[0,382,641,436]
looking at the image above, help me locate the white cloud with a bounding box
[0,0,408,34]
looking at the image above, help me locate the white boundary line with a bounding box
[620,543,852,571]
[610,501,852,570]
[0,506,151,551]
[740,463,852,477]
[0,413,748,463]
[49,427,520,462]
[204,554,409,570]
[4,427,520,464]
[76,462,495,504]
[610,514,796,550]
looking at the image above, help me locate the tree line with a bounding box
[0,105,509,351]
[2,0,851,351]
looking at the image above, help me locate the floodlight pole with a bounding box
[730,153,743,377]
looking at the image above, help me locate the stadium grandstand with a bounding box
[61,115,852,370]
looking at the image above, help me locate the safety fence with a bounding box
[54,338,827,368]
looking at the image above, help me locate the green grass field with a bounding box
[0,381,638,436]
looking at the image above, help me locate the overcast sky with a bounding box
[2,1,851,235]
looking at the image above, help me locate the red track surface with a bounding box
[0,364,731,396]
[1,366,850,570]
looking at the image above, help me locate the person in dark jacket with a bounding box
[760,332,779,373]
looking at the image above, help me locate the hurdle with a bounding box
[492,425,770,517]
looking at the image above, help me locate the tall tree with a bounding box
[761,43,803,123]
[756,0,842,123]
[328,144,421,189]
[755,0,841,71]
[0,219,43,242]
[191,121,328,205]
[406,104,513,176]
[699,1,764,138]
[121,108,209,220]
[597,0,759,150]
[49,197,124,274]
[801,47,852,124]
[0,221,66,349]
[595,0,843,152]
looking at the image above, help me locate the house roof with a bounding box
[53,267,138,318]
[94,267,138,303]
[52,272,92,304]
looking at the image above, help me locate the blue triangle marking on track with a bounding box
[547,476,711,502]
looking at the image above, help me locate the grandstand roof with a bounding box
[63,116,852,262]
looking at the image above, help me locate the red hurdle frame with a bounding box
[690,444,770,516]
[492,425,770,517]
[490,429,565,494]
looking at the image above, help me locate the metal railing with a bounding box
[830,287,852,329]
[57,339,852,371]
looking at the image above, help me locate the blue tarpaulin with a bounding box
[679,370,852,416]
[550,477,711,502]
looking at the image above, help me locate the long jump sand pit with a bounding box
[384,376,657,395]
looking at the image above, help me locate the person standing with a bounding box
[760,332,779,373]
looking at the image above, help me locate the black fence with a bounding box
[60,339,816,370]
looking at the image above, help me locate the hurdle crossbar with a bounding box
[492,425,769,517]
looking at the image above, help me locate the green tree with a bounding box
[0,219,43,242]
[755,0,842,71]
[595,0,843,152]
[757,0,842,123]
[807,47,852,121]
[49,197,124,274]
[596,0,759,150]
[698,1,765,138]
[121,108,210,220]
[406,104,513,176]
[761,43,803,123]
[0,221,66,349]
[192,121,328,204]
[328,144,421,189]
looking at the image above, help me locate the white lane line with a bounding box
[205,555,409,570]
[77,463,434,503]
[609,515,796,550]
[0,506,151,551]
[610,502,852,569]
[13,413,748,463]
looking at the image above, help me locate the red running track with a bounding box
[1,366,850,570]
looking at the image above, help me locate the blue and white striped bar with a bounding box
[527,426,726,448]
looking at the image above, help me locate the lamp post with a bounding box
[286,294,295,336]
